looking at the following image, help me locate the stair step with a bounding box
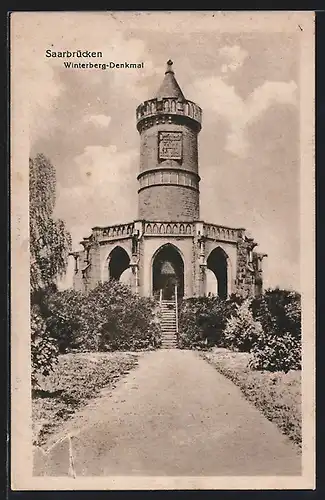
[159,301,178,349]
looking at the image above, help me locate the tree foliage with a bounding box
[30,153,72,384]
[29,153,72,294]
[31,305,58,388]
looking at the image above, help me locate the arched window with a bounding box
[206,247,228,299]
[108,246,130,281]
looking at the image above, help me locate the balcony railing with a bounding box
[203,223,240,242]
[92,223,134,240]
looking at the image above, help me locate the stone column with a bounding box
[198,233,207,297]
[192,222,205,297]
[130,228,140,295]
[129,257,139,295]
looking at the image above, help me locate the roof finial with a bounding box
[166,59,174,74]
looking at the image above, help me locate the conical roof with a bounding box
[155,60,185,100]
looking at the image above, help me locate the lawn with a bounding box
[201,348,302,448]
[32,351,140,447]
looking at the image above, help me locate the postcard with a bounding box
[10,10,315,490]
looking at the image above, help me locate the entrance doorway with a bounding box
[152,244,184,300]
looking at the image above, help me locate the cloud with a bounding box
[189,77,298,157]
[83,114,111,127]
[55,144,138,250]
[219,44,248,74]
[12,13,161,145]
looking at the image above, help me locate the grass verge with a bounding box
[201,348,301,448]
[32,351,140,447]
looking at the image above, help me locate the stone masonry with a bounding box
[72,60,267,299]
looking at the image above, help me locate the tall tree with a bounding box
[29,153,72,294]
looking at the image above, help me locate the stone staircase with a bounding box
[160,300,178,349]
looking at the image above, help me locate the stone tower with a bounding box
[72,60,267,302]
[137,60,201,222]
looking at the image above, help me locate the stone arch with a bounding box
[151,243,184,300]
[206,246,229,299]
[107,245,130,281]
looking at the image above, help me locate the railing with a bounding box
[203,223,240,242]
[92,223,134,239]
[90,221,242,242]
[144,221,193,236]
[175,284,179,338]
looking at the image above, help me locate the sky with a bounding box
[20,12,300,291]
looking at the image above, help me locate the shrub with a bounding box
[31,281,161,355]
[251,288,301,340]
[250,331,301,373]
[78,280,161,351]
[178,295,240,349]
[44,289,84,353]
[223,299,264,352]
[249,288,301,372]
[31,306,58,388]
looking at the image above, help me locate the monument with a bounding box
[71,60,267,302]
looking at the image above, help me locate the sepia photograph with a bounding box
[10,11,315,490]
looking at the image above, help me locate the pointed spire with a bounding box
[155,59,185,100]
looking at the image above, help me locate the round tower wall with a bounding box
[138,184,199,221]
[139,122,199,175]
[138,120,200,221]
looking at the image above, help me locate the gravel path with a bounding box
[33,349,301,477]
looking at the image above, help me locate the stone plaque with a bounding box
[158,131,182,160]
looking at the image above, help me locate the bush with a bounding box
[178,295,241,349]
[31,281,161,355]
[223,299,264,352]
[249,288,301,372]
[44,288,84,353]
[251,288,301,340]
[31,306,58,388]
[78,280,161,351]
[250,331,301,373]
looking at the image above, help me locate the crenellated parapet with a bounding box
[136,98,202,133]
